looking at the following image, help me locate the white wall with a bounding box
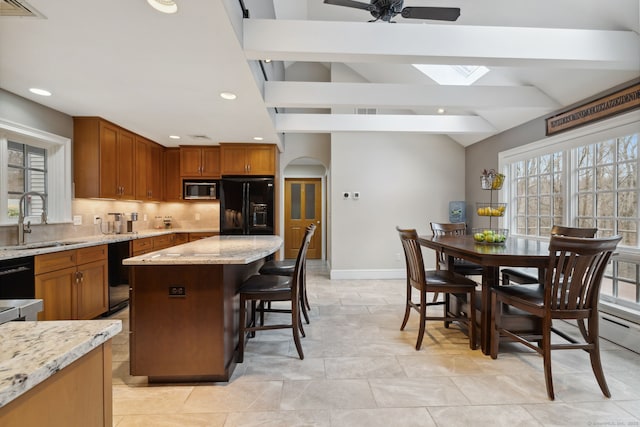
[330,132,465,279]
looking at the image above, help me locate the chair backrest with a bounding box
[430,222,467,268]
[293,224,316,295]
[430,222,467,237]
[545,235,621,312]
[551,225,598,238]
[397,227,426,290]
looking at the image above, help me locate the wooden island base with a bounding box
[129,261,262,382]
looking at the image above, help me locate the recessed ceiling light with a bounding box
[253,137,263,141]
[29,88,52,96]
[220,92,237,100]
[264,59,272,63]
[147,0,178,14]
[169,135,181,140]
[437,108,446,114]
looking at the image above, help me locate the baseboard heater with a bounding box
[599,313,640,354]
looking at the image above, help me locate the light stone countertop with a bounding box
[123,235,283,265]
[0,319,122,408]
[0,228,218,261]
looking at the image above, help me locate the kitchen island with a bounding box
[0,319,122,426]
[123,235,282,382]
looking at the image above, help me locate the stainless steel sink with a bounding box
[1,241,87,251]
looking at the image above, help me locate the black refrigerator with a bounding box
[220,176,274,235]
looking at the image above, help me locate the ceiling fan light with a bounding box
[147,0,178,14]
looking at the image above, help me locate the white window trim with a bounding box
[0,118,72,225]
[499,109,640,243]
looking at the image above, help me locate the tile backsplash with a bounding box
[0,199,219,246]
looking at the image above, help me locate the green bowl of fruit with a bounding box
[472,228,509,244]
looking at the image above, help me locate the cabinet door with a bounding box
[35,266,76,320]
[99,122,119,198]
[164,148,182,201]
[118,130,136,199]
[76,260,108,320]
[246,145,275,175]
[201,147,221,178]
[135,137,149,200]
[220,146,248,175]
[149,143,163,200]
[180,147,204,177]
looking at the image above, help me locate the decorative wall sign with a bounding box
[546,82,640,136]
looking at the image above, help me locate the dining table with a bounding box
[418,234,551,355]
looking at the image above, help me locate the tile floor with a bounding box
[110,261,640,426]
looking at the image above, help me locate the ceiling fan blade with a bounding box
[401,7,461,21]
[323,0,372,11]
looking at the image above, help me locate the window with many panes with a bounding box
[7,141,47,219]
[501,115,640,314]
[0,119,72,225]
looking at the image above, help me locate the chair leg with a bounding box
[238,296,247,363]
[416,288,427,350]
[443,293,451,328]
[300,295,310,325]
[586,315,611,398]
[542,317,555,400]
[292,300,304,360]
[468,290,476,350]
[400,281,412,331]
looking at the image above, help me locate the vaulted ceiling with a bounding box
[1,0,638,149]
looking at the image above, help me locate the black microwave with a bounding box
[183,181,217,200]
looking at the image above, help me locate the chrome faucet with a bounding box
[18,191,48,245]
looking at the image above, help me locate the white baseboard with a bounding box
[329,269,405,280]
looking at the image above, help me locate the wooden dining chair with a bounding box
[501,225,598,286]
[237,224,315,362]
[430,222,484,276]
[258,225,316,324]
[490,234,621,400]
[397,226,477,350]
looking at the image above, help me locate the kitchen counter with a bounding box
[0,319,122,409]
[127,235,282,382]
[123,235,283,265]
[0,228,218,261]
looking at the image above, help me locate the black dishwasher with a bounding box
[105,240,130,315]
[0,256,35,299]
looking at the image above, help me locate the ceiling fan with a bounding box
[323,0,460,23]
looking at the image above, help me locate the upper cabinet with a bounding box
[74,117,136,199]
[164,148,182,202]
[220,144,276,176]
[135,136,163,202]
[180,146,220,178]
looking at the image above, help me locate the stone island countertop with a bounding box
[0,319,122,408]
[122,235,283,265]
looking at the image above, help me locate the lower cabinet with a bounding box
[35,245,108,321]
[188,232,219,242]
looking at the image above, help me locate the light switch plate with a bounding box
[73,215,82,225]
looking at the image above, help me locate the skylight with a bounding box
[412,64,490,86]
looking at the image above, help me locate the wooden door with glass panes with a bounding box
[284,178,321,259]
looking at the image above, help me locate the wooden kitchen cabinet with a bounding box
[188,232,218,241]
[135,136,164,201]
[180,146,221,178]
[73,117,136,199]
[220,143,276,175]
[35,245,108,321]
[164,148,182,201]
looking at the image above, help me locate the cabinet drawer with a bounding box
[76,245,107,265]
[153,234,173,250]
[173,233,189,245]
[188,232,218,242]
[132,238,154,255]
[35,250,77,275]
